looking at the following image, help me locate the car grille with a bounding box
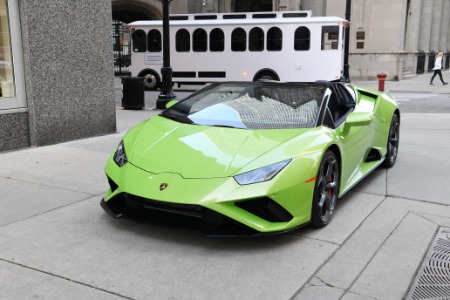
[124,194,204,219]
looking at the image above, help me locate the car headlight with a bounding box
[234,159,291,185]
[113,141,128,167]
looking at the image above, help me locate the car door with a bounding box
[327,84,374,191]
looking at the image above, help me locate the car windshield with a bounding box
[162,82,326,129]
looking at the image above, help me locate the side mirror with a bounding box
[345,111,373,127]
[165,99,179,109]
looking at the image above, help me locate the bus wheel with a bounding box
[254,70,279,82]
[141,71,161,91]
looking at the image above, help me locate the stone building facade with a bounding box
[0,0,116,152]
[112,0,450,80]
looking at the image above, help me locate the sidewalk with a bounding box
[353,69,450,94]
[0,73,449,299]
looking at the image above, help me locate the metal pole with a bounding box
[156,0,177,109]
[343,0,351,82]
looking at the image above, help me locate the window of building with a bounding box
[209,28,224,52]
[0,0,14,98]
[147,29,161,52]
[356,31,365,40]
[176,29,190,52]
[132,29,146,52]
[294,26,310,51]
[193,28,207,52]
[321,26,339,50]
[267,27,282,51]
[0,0,25,109]
[231,28,246,52]
[249,27,264,51]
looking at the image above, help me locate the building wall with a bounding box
[0,112,29,151]
[15,0,116,148]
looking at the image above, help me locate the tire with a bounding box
[381,114,400,168]
[140,70,161,91]
[254,70,279,81]
[311,150,340,228]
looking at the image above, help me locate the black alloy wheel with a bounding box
[382,114,400,168]
[311,150,340,228]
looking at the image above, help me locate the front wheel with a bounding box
[381,114,400,168]
[311,150,340,228]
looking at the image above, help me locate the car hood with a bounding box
[128,116,304,178]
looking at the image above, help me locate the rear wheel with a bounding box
[140,70,161,91]
[254,70,279,81]
[382,114,400,168]
[311,150,340,228]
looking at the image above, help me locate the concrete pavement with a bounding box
[1,71,450,299]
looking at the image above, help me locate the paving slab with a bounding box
[0,260,123,300]
[0,137,114,196]
[296,192,385,245]
[293,197,450,300]
[347,212,437,300]
[0,177,90,227]
[115,108,160,133]
[349,167,387,196]
[0,197,338,300]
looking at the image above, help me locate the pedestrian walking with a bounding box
[429,52,448,85]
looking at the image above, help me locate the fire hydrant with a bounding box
[377,73,387,92]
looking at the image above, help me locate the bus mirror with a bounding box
[165,100,179,109]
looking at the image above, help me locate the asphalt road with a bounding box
[393,92,450,113]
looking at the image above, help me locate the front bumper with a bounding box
[101,158,316,235]
[100,194,308,236]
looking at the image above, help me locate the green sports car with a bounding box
[101,80,400,235]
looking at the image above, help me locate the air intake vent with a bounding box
[107,176,118,192]
[365,148,382,162]
[236,197,293,222]
[406,227,450,299]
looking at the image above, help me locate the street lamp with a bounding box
[343,0,351,82]
[156,0,177,109]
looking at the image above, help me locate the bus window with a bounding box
[294,26,310,51]
[132,29,146,52]
[321,26,339,50]
[210,28,224,52]
[176,29,191,52]
[267,27,282,51]
[231,28,246,52]
[147,29,161,52]
[249,27,264,52]
[193,28,207,52]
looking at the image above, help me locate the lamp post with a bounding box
[343,0,351,82]
[156,0,177,109]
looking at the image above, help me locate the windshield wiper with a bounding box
[211,124,241,129]
[161,111,193,124]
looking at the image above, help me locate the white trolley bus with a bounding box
[128,11,347,90]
